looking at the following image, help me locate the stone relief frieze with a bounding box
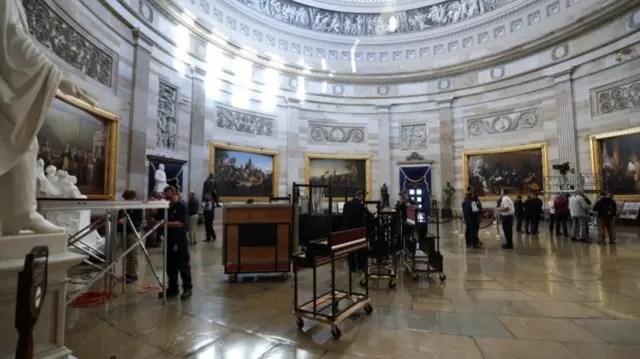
[157,81,179,151]
[466,109,538,137]
[596,80,640,115]
[309,124,365,143]
[235,0,510,36]
[401,124,428,150]
[216,105,275,136]
[22,0,114,87]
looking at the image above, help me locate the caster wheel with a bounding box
[282,273,289,280]
[389,280,396,289]
[331,326,342,339]
[412,273,419,281]
[228,274,238,282]
[296,318,304,330]
[359,278,367,286]
[439,273,447,282]
[364,303,373,315]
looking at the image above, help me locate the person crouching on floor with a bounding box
[152,186,193,300]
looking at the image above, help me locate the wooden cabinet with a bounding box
[223,204,292,276]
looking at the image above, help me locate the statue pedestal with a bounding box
[0,232,85,359]
[441,208,453,219]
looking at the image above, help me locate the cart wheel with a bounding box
[282,273,289,280]
[364,303,373,315]
[331,326,342,339]
[228,274,238,283]
[388,280,396,289]
[359,278,367,286]
[439,273,447,282]
[412,273,419,281]
[296,317,304,330]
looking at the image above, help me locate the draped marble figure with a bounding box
[0,0,97,235]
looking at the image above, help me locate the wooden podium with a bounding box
[222,204,292,280]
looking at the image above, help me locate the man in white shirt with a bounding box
[496,189,515,249]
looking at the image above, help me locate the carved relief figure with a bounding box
[0,0,99,235]
[157,81,178,150]
[401,124,428,150]
[236,0,509,36]
[216,106,275,136]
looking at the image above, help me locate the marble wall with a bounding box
[26,0,640,207]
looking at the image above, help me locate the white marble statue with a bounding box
[154,164,168,193]
[45,165,58,185]
[0,0,97,235]
[36,159,60,197]
[56,171,83,198]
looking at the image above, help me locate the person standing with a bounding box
[548,196,556,233]
[569,190,590,242]
[343,191,370,272]
[496,189,515,249]
[154,186,193,300]
[514,195,524,233]
[469,187,484,246]
[202,193,217,242]
[523,194,534,234]
[117,190,143,283]
[462,192,480,248]
[593,192,617,244]
[529,193,543,235]
[553,194,570,236]
[187,192,200,245]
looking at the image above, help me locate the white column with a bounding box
[188,67,207,196]
[437,98,455,200]
[553,69,578,170]
[285,98,301,194]
[377,105,392,200]
[127,29,153,196]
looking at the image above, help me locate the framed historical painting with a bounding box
[37,90,119,199]
[208,143,279,201]
[462,143,548,199]
[590,126,640,200]
[304,154,372,198]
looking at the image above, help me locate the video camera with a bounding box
[552,162,573,175]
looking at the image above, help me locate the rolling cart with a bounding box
[401,203,446,282]
[360,202,400,288]
[291,182,373,339]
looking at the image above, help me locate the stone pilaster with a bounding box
[188,66,207,197]
[127,29,153,196]
[286,97,301,194]
[376,105,392,200]
[437,98,455,201]
[553,69,578,170]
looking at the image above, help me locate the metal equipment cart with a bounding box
[291,182,373,339]
[359,202,400,288]
[401,203,446,282]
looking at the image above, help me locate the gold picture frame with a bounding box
[304,153,372,198]
[590,126,640,200]
[462,142,549,200]
[208,143,279,201]
[38,90,119,199]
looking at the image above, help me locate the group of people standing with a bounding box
[463,188,618,249]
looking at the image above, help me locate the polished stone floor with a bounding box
[65,221,640,358]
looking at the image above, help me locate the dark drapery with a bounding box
[399,166,432,212]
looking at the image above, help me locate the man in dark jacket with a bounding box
[593,192,617,244]
[343,191,371,272]
[462,192,480,248]
[514,195,524,233]
[467,186,483,246]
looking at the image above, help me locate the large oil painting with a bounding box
[590,127,640,200]
[209,143,278,200]
[37,91,118,199]
[305,154,371,198]
[463,143,548,198]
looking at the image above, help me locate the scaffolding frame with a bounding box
[37,199,170,304]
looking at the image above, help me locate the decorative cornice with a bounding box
[309,124,366,143]
[465,108,538,137]
[231,0,508,36]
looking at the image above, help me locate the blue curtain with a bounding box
[148,160,184,196]
[399,166,432,213]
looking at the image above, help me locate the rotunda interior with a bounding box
[1,0,640,358]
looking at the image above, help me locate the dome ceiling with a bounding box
[234,0,512,36]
